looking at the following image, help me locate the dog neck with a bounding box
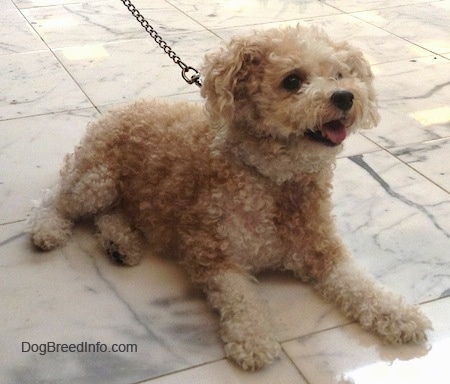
[212,128,338,185]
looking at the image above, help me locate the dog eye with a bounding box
[335,72,343,80]
[282,74,302,91]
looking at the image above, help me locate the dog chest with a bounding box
[211,178,284,272]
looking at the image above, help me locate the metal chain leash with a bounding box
[120,0,202,87]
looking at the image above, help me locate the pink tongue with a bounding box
[323,120,347,144]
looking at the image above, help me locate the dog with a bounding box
[29,25,432,371]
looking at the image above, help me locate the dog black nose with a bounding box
[331,91,354,111]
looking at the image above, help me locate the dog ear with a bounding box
[201,36,264,127]
[345,47,373,83]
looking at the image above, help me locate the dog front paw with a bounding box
[224,335,281,371]
[362,303,432,344]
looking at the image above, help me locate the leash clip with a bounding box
[182,66,202,88]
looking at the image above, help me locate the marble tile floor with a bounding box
[1,0,449,383]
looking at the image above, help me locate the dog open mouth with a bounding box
[305,120,347,146]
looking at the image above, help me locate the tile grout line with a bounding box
[358,134,450,196]
[386,145,450,196]
[348,9,446,60]
[280,347,313,384]
[12,4,99,111]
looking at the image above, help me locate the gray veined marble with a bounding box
[1,0,449,383]
[391,138,450,194]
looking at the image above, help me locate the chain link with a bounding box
[121,0,202,87]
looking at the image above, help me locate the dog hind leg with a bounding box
[29,185,74,251]
[30,161,119,251]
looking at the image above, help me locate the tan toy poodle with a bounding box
[30,25,432,371]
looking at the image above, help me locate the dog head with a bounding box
[201,25,379,163]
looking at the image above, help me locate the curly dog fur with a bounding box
[30,25,432,370]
